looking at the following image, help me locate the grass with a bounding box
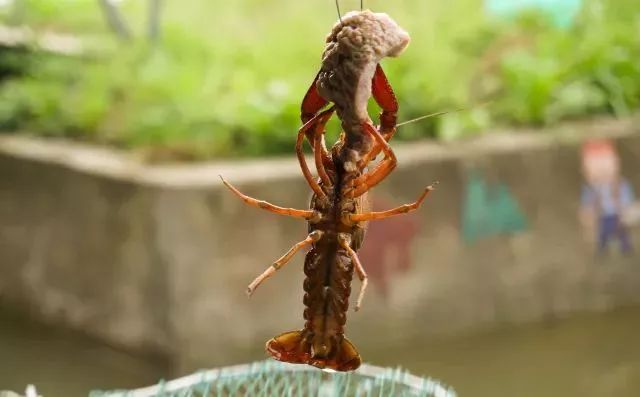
[0,0,638,160]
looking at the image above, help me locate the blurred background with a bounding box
[1,0,640,396]
[1,0,638,159]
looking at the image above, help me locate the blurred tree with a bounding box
[147,0,163,44]
[97,0,132,41]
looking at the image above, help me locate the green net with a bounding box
[90,360,456,397]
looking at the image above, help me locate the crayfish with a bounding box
[220,9,436,371]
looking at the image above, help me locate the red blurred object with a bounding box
[581,139,616,158]
[358,196,421,298]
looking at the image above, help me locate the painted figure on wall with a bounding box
[580,139,636,256]
[358,196,420,299]
[462,172,528,244]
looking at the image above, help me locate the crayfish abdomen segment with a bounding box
[272,229,354,364]
[265,231,361,371]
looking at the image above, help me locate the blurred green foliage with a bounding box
[479,2,640,127]
[0,0,638,159]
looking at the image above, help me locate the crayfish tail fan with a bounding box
[265,330,309,364]
[334,335,362,371]
[266,330,362,371]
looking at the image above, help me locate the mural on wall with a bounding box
[462,172,528,244]
[579,139,639,256]
[358,195,421,299]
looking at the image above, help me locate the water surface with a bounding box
[368,306,640,397]
[0,308,168,397]
[2,306,640,397]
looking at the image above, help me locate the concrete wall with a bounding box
[1,117,639,374]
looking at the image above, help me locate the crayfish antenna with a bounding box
[335,0,343,25]
[396,100,493,128]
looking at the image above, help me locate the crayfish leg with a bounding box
[246,231,322,296]
[347,122,397,198]
[296,108,335,201]
[348,183,438,223]
[219,175,318,220]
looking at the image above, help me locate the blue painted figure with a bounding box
[580,139,635,256]
[581,180,634,254]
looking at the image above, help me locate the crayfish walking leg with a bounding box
[247,231,323,296]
